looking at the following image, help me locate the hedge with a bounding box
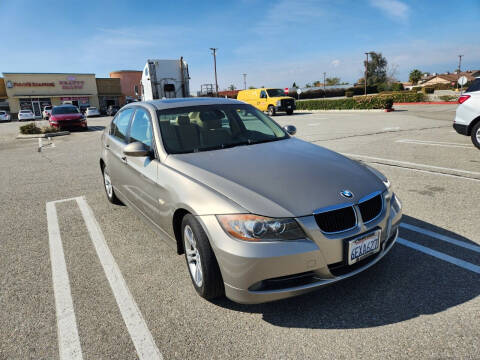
[387,92,425,102]
[296,95,393,110]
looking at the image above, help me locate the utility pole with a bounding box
[242,73,247,90]
[323,72,326,97]
[210,48,218,95]
[364,52,369,96]
[457,54,463,90]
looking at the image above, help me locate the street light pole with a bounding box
[457,54,463,90]
[242,73,247,90]
[364,52,369,96]
[323,72,326,97]
[210,48,219,95]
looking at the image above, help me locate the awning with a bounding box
[12,94,94,97]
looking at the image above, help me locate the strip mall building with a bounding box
[0,72,127,119]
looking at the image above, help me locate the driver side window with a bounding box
[128,107,153,150]
[260,90,267,99]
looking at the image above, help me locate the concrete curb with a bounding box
[16,131,70,139]
[295,109,385,113]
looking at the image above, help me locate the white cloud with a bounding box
[331,59,340,67]
[369,0,409,22]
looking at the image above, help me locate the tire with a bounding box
[471,122,480,150]
[102,166,122,204]
[268,105,276,116]
[286,109,294,115]
[182,214,224,300]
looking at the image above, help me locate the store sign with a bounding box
[12,82,55,87]
[59,80,84,90]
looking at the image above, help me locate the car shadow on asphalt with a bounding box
[86,125,106,132]
[212,215,480,329]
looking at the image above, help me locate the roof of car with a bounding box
[129,97,244,111]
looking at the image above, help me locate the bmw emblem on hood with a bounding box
[340,190,354,199]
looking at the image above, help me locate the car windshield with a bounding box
[88,107,97,110]
[52,107,79,115]
[466,78,480,93]
[157,104,288,154]
[266,89,286,97]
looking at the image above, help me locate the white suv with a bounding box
[454,77,480,149]
[43,105,53,119]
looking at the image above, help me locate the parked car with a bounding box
[100,98,402,304]
[85,107,101,117]
[453,77,480,149]
[237,88,296,116]
[18,109,35,121]
[42,105,53,120]
[49,105,88,130]
[106,105,120,116]
[0,110,11,122]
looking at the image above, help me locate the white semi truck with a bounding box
[141,58,190,101]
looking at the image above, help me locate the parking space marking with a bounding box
[46,201,83,360]
[372,163,480,182]
[401,223,480,251]
[396,139,472,149]
[343,153,480,177]
[398,238,480,274]
[76,197,163,360]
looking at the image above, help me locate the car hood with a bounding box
[166,138,385,218]
[52,114,83,120]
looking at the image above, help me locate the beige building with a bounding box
[3,73,99,118]
[96,78,124,110]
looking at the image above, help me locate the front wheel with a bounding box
[182,214,224,300]
[471,122,480,150]
[268,105,276,116]
[102,166,122,204]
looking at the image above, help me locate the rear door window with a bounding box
[466,78,480,93]
[111,108,134,142]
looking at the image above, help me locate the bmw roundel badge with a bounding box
[340,190,354,199]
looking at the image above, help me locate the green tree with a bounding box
[228,84,236,91]
[312,80,322,87]
[409,69,423,85]
[305,83,312,88]
[365,52,387,86]
[325,77,341,86]
[248,86,256,89]
[292,82,297,88]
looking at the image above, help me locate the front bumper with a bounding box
[198,191,402,304]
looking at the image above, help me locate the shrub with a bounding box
[387,92,425,102]
[345,90,354,97]
[19,122,42,134]
[439,95,458,102]
[296,95,392,110]
[41,126,60,134]
[391,83,404,91]
[422,87,434,94]
[412,86,422,92]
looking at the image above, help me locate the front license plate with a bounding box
[347,230,381,265]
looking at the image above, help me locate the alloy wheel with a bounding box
[184,225,203,287]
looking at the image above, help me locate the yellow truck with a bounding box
[237,88,296,116]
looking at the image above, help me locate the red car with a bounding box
[49,105,88,130]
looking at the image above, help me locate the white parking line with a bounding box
[396,139,472,149]
[372,163,480,182]
[46,201,83,360]
[397,238,480,274]
[401,223,480,252]
[343,153,480,177]
[76,197,163,360]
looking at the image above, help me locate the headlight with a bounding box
[217,214,306,242]
[276,100,281,106]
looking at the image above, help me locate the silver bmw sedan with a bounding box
[100,97,402,304]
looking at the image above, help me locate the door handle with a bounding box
[104,144,110,150]
[121,156,127,163]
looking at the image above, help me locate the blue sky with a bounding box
[1,0,479,92]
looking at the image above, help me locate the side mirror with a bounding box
[284,125,297,135]
[123,142,150,157]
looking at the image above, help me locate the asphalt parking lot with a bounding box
[1,105,479,359]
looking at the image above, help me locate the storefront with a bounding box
[3,73,99,118]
